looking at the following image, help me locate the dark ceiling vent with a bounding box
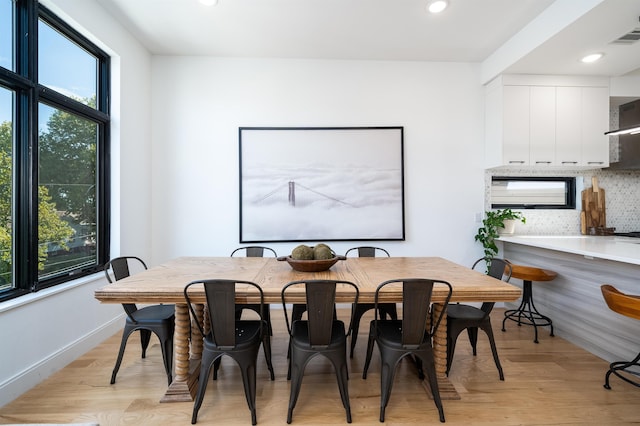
[610,27,640,44]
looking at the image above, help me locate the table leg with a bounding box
[422,303,461,400]
[190,303,204,360]
[160,303,200,402]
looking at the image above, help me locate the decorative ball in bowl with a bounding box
[277,244,346,272]
[278,255,345,272]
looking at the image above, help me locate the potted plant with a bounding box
[475,208,526,260]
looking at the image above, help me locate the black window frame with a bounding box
[0,0,110,302]
[491,176,576,210]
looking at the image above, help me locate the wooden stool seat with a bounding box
[601,285,640,390]
[502,263,557,343]
[510,265,557,283]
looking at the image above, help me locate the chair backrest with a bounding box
[104,256,148,318]
[184,279,265,348]
[230,246,277,257]
[374,278,452,348]
[601,284,640,321]
[344,246,390,258]
[282,280,359,347]
[471,257,512,315]
[104,256,147,283]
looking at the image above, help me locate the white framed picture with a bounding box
[239,126,405,243]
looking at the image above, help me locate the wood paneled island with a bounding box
[498,235,640,364]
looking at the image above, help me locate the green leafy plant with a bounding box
[474,208,526,261]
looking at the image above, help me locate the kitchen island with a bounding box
[497,235,640,365]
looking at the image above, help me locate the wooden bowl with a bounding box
[279,256,345,272]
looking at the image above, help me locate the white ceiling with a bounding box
[93,0,640,83]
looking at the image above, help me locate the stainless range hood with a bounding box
[606,99,640,170]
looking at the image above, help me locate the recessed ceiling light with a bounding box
[199,0,218,5]
[581,53,604,63]
[427,0,449,14]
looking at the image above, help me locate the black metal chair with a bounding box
[231,246,277,335]
[230,246,277,258]
[104,256,174,386]
[281,279,359,424]
[362,278,452,423]
[446,257,512,380]
[184,279,275,425]
[601,284,640,390]
[344,246,398,358]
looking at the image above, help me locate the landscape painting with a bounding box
[239,126,405,243]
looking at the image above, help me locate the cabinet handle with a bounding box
[587,161,604,164]
[535,161,552,164]
[561,161,578,164]
[508,160,525,164]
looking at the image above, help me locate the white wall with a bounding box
[0,0,152,407]
[150,57,488,264]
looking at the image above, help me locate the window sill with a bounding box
[0,272,103,314]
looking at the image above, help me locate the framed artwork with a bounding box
[239,126,405,243]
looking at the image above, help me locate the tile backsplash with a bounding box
[484,169,640,235]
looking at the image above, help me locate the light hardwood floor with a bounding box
[1,308,638,425]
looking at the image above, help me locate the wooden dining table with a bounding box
[94,256,522,402]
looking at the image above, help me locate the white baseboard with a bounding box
[0,317,122,408]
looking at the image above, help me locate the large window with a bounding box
[0,1,110,301]
[0,0,12,71]
[0,86,13,289]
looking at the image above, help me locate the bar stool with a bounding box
[601,284,640,390]
[501,263,557,343]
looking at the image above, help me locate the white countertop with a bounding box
[497,235,640,266]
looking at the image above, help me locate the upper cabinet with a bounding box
[485,75,609,169]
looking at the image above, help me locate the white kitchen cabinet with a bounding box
[555,86,582,165]
[556,86,609,167]
[485,75,609,169]
[530,86,556,165]
[580,87,609,167]
[501,85,529,165]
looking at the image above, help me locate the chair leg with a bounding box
[286,345,292,380]
[482,323,504,380]
[379,356,399,422]
[239,362,258,425]
[446,327,461,377]
[213,358,222,380]
[160,334,174,386]
[110,328,133,384]
[263,304,273,336]
[286,353,306,424]
[467,327,479,356]
[418,352,445,423]
[362,326,376,379]
[332,356,352,423]
[139,329,152,358]
[191,353,218,424]
[604,350,640,390]
[349,303,365,358]
[413,356,425,380]
[262,327,275,380]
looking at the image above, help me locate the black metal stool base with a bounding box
[502,280,554,343]
[604,351,640,390]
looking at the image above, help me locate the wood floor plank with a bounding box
[1,308,638,425]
